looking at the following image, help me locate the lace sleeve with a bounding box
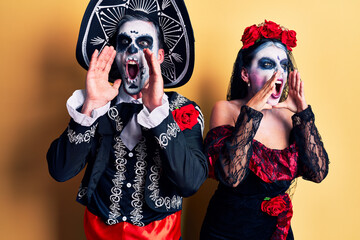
[203,125,233,179]
[292,106,329,183]
[216,105,263,187]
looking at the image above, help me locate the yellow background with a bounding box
[1,0,359,239]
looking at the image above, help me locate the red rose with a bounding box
[281,30,297,51]
[172,104,199,131]
[259,20,282,39]
[241,24,260,49]
[261,195,287,216]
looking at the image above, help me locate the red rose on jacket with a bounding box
[261,195,287,216]
[172,104,199,131]
[281,30,297,51]
[241,24,260,49]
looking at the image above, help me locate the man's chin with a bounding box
[124,84,141,95]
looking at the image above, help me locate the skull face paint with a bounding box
[115,20,160,95]
[248,44,289,106]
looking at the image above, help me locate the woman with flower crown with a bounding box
[200,20,329,240]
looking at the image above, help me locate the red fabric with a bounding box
[204,126,298,181]
[261,193,293,240]
[203,126,233,179]
[84,208,182,240]
[249,139,298,183]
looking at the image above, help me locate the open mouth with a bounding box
[273,79,283,98]
[126,59,139,80]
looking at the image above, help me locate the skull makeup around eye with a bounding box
[248,44,289,106]
[115,20,160,95]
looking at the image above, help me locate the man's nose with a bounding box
[127,44,138,54]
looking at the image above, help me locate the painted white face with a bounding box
[248,45,289,106]
[115,20,160,95]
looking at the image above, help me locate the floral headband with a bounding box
[241,20,297,51]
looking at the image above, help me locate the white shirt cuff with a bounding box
[137,95,169,129]
[66,89,110,127]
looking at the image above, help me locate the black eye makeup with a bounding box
[258,57,276,70]
[117,34,132,51]
[258,57,289,72]
[136,36,153,50]
[280,59,289,72]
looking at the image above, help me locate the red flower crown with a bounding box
[241,20,297,51]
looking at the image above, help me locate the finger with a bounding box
[258,83,274,102]
[287,71,293,90]
[273,71,281,81]
[268,71,280,89]
[97,46,111,70]
[88,49,99,71]
[273,101,287,109]
[104,47,116,73]
[260,71,278,96]
[144,48,153,68]
[295,70,301,93]
[299,80,305,98]
[144,48,161,76]
[264,83,275,98]
[265,72,278,93]
[103,46,114,69]
[293,70,299,90]
[143,49,154,75]
[268,71,280,84]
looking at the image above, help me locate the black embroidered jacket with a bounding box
[47,91,208,226]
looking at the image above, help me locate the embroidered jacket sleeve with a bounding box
[47,90,101,182]
[144,93,208,197]
[292,106,329,183]
[216,105,263,187]
[47,119,98,182]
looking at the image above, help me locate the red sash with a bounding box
[84,208,182,240]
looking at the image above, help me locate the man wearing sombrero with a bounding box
[47,0,208,239]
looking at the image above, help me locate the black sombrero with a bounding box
[76,0,195,88]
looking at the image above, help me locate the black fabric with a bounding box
[47,91,208,225]
[200,106,329,239]
[200,178,293,240]
[292,106,329,183]
[216,105,263,187]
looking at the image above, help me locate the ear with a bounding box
[241,67,250,84]
[157,49,165,64]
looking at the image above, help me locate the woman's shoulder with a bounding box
[210,99,246,129]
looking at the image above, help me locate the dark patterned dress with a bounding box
[200,105,329,240]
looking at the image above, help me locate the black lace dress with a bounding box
[200,106,329,240]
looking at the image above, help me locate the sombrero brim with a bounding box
[76,0,195,88]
